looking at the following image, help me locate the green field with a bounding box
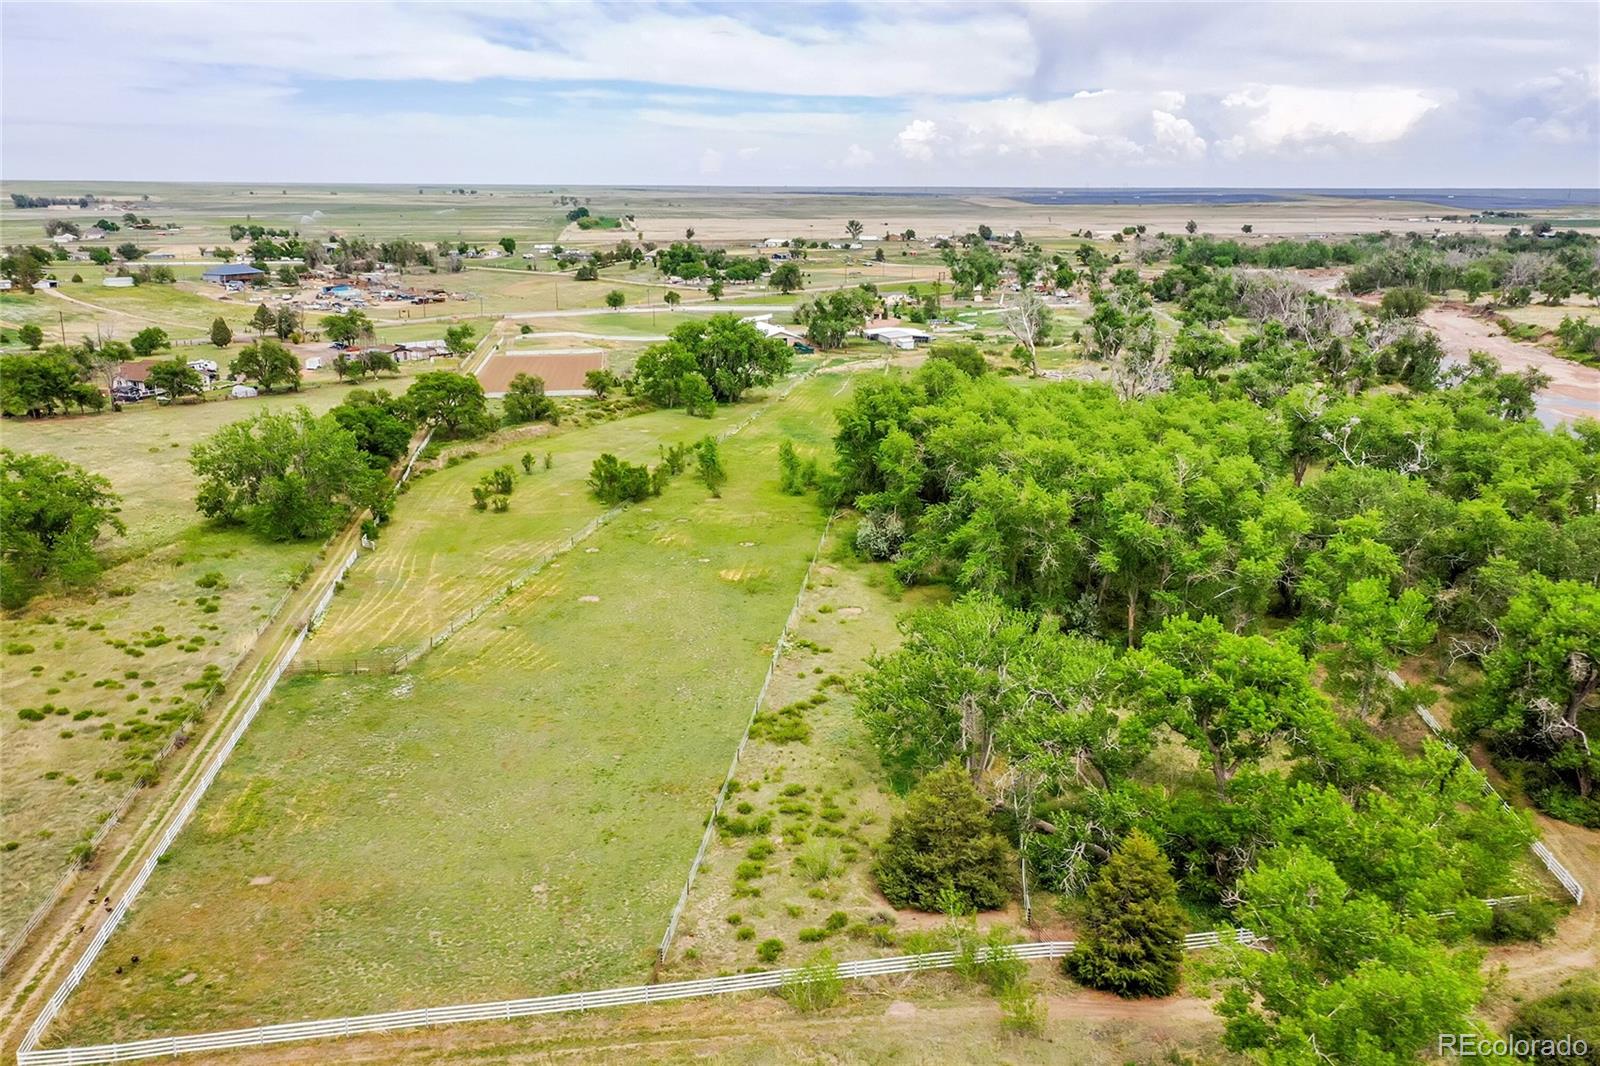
[313,389,784,658]
[0,388,370,941]
[46,372,855,1042]
[665,516,947,975]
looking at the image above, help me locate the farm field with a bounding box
[45,371,854,1042]
[0,388,373,944]
[310,382,806,659]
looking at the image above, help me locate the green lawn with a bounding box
[45,372,856,1043]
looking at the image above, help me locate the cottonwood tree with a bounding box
[502,372,558,424]
[230,339,300,392]
[444,323,476,356]
[1120,615,1331,800]
[403,371,491,438]
[129,326,170,359]
[147,357,204,402]
[633,314,790,406]
[0,449,124,607]
[1214,848,1484,1065]
[857,596,1141,792]
[999,287,1052,376]
[1314,577,1435,720]
[191,408,383,540]
[1462,578,1600,817]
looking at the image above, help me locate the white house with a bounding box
[762,238,786,248]
[51,232,77,245]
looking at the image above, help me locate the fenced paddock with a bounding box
[476,351,605,396]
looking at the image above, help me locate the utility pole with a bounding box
[59,310,67,345]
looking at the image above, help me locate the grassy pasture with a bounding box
[311,395,770,659]
[45,372,853,1042]
[665,517,948,975]
[1,389,367,940]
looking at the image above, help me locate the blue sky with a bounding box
[2,1,1596,185]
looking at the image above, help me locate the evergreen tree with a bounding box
[872,762,1012,912]
[1065,829,1185,997]
[209,316,233,348]
[250,302,275,334]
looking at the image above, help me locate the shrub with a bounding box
[1064,829,1185,998]
[587,453,653,504]
[779,949,843,1012]
[873,762,1012,912]
[795,839,844,882]
[735,925,756,941]
[1508,979,1600,1065]
[998,981,1045,1036]
[755,938,784,963]
[1484,899,1565,944]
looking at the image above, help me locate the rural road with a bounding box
[1422,306,1600,425]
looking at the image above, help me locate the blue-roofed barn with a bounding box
[201,263,265,284]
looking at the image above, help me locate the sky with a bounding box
[3,1,1597,187]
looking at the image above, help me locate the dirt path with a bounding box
[1421,307,1600,424]
[42,286,192,333]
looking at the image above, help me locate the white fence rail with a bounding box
[1,556,313,973]
[18,930,1259,1065]
[658,511,837,961]
[18,548,364,1058]
[1387,671,1586,905]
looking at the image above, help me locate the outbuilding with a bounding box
[201,263,265,285]
[102,275,134,288]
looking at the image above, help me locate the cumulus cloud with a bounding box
[1,1,1593,185]
[841,143,875,169]
[1219,85,1444,154]
[1508,67,1599,145]
[895,119,943,161]
[897,92,1207,163]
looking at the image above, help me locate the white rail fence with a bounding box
[1,555,314,973]
[658,511,838,961]
[1388,671,1586,905]
[18,930,1258,1065]
[18,548,363,1059]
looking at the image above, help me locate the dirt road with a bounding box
[1423,306,1600,425]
